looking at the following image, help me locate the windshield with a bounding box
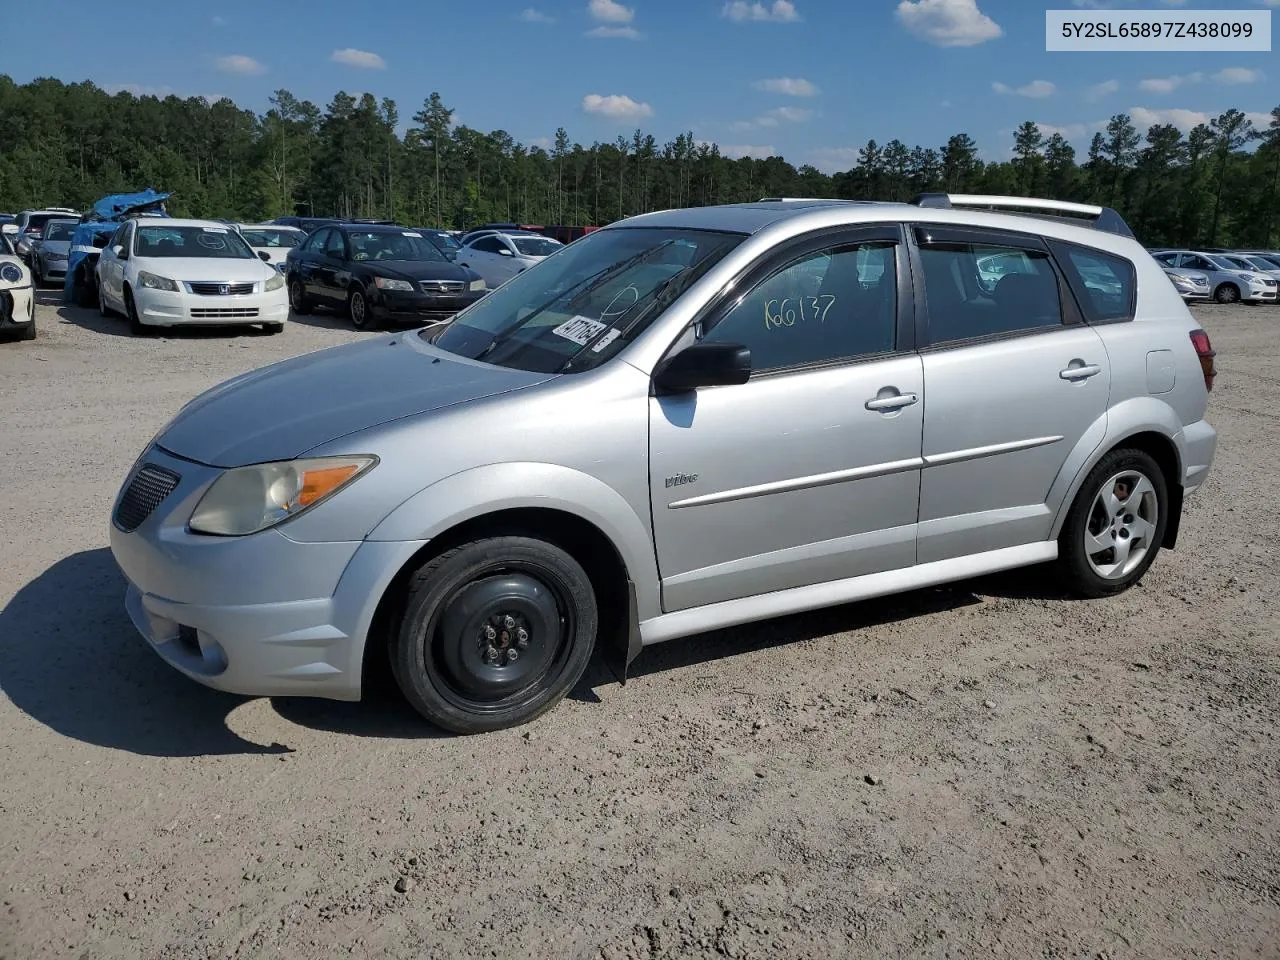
[1240,255,1278,271]
[240,228,303,248]
[135,225,256,259]
[348,230,445,262]
[430,227,744,374]
[27,213,73,232]
[43,221,77,242]
[512,237,562,258]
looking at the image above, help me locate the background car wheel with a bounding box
[262,322,284,335]
[1056,448,1168,599]
[390,536,599,734]
[288,278,312,315]
[124,287,149,336]
[1213,283,1240,304]
[347,286,376,331]
[18,319,36,341]
[31,260,44,287]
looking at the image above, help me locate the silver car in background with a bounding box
[1161,265,1211,302]
[109,194,1218,734]
[1151,249,1277,304]
[30,217,78,286]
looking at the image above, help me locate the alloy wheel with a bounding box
[1083,470,1159,580]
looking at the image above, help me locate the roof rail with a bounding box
[909,193,1135,239]
[757,197,854,203]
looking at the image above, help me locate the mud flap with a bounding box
[1162,483,1183,550]
[605,579,643,684]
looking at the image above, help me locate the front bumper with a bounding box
[0,284,35,332]
[371,289,484,324]
[1245,281,1277,303]
[37,256,68,278]
[109,445,427,700]
[133,285,290,326]
[1181,418,1217,495]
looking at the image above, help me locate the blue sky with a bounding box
[4,0,1276,171]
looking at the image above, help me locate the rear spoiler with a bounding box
[910,193,1136,239]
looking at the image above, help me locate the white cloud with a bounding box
[722,1,800,23]
[211,15,227,26]
[518,8,554,22]
[103,84,226,104]
[1138,72,1202,94]
[582,93,653,119]
[214,54,267,75]
[895,0,1002,47]
[1128,106,1211,130]
[697,140,778,160]
[588,0,634,22]
[992,79,1055,98]
[1085,79,1119,100]
[752,77,819,97]
[586,25,643,37]
[1213,67,1264,85]
[1036,120,1106,140]
[731,106,815,130]
[1245,111,1273,127]
[1071,0,1188,6]
[330,48,386,69]
[809,147,863,172]
[527,136,554,149]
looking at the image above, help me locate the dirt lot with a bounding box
[0,294,1277,960]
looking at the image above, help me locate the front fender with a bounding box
[1047,396,1185,540]
[366,462,662,620]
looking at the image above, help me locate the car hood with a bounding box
[156,334,554,468]
[40,241,72,255]
[252,246,290,263]
[366,260,474,283]
[137,257,277,283]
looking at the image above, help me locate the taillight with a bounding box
[1190,328,1216,392]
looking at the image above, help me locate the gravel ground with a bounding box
[1,295,1277,960]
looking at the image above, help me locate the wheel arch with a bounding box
[1048,398,1186,548]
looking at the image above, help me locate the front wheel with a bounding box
[262,321,284,335]
[1213,283,1240,304]
[288,278,312,315]
[347,286,377,331]
[124,287,150,336]
[390,537,599,734]
[1056,448,1168,599]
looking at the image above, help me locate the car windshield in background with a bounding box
[241,229,302,248]
[349,230,445,262]
[1241,256,1279,271]
[430,232,461,251]
[430,227,744,375]
[135,225,256,259]
[512,237,562,257]
[43,221,77,242]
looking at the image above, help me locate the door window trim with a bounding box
[906,223,1084,352]
[654,223,915,385]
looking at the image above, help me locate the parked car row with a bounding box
[1149,247,1280,305]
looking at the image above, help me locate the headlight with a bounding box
[188,455,377,536]
[373,277,414,291]
[1240,273,1260,283]
[264,272,285,291]
[469,278,486,292]
[138,270,178,291]
[0,263,22,283]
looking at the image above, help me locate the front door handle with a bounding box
[1060,362,1102,381]
[865,392,919,412]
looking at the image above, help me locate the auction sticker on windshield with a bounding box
[551,315,608,346]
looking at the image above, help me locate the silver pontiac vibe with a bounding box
[109,194,1218,733]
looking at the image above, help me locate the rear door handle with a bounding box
[865,392,919,412]
[1060,362,1102,381]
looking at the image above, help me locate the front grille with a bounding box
[115,464,181,532]
[186,281,256,296]
[419,280,466,295]
[191,308,260,319]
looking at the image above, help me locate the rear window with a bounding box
[1050,241,1136,323]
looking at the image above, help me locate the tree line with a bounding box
[1,75,1278,248]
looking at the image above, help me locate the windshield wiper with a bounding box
[559,266,692,372]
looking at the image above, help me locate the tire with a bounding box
[75,270,97,309]
[1213,283,1240,304]
[390,536,599,734]
[97,277,112,317]
[32,260,44,287]
[124,287,149,336]
[18,320,36,341]
[262,322,285,335]
[1056,448,1168,599]
[288,277,312,315]
[347,286,376,331]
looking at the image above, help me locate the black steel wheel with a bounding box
[391,536,598,734]
[288,277,312,315]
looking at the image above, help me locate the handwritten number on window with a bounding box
[764,295,835,330]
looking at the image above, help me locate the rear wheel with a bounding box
[1056,448,1168,598]
[288,277,312,315]
[390,536,599,734]
[1213,283,1240,304]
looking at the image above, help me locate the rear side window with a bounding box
[1051,241,1136,323]
[916,234,1063,345]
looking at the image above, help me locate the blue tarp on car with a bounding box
[63,189,170,304]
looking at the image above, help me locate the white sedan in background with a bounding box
[236,223,306,272]
[456,231,562,288]
[97,218,289,335]
[0,232,36,341]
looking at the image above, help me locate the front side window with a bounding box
[473,236,505,254]
[431,227,744,374]
[918,237,1062,344]
[700,242,898,372]
[240,229,303,248]
[134,225,255,259]
[512,237,562,258]
[323,231,347,258]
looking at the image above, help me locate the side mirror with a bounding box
[498,247,514,257]
[257,250,272,262]
[111,245,124,257]
[653,341,751,394]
